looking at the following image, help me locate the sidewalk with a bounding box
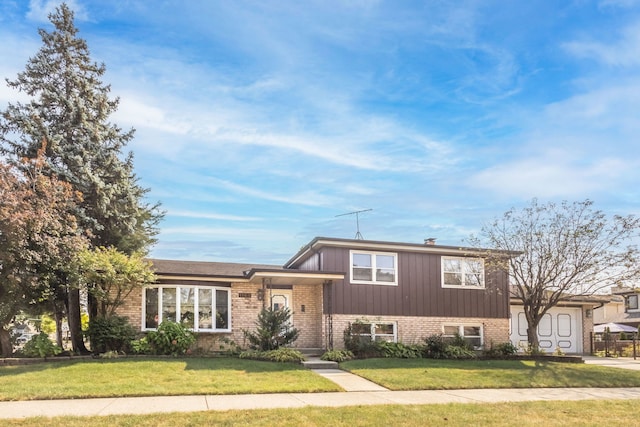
[4,357,640,419]
[3,387,640,419]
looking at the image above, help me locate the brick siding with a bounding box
[326,314,510,350]
[117,283,510,353]
[117,282,325,352]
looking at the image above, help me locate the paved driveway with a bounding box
[583,355,640,370]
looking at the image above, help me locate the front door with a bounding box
[270,289,292,312]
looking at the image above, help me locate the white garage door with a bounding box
[510,307,582,353]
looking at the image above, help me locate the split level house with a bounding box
[116,237,517,352]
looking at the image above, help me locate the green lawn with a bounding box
[3,400,640,426]
[4,356,640,402]
[0,357,341,401]
[340,358,640,390]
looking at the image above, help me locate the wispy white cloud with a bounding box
[27,0,88,22]
[469,155,629,199]
[202,177,340,208]
[4,1,640,263]
[563,20,640,67]
[167,210,262,222]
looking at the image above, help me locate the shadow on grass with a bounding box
[342,357,640,389]
[182,357,306,373]
[342,358,540,371]
[0,357,93,377]
[1,356,306,378]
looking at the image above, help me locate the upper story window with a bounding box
[442,256,485,288]
[627,294,639,312]
[350,250,398,285]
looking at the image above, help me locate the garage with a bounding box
[510,306,583,353]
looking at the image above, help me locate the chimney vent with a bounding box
[424,238,437,245]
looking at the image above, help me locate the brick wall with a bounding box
[116,282,326,352]
[327,314,510,350]
[116,283,510,353]
[582,307,594,354]
[292,285,323,348]
[117,288,143,330]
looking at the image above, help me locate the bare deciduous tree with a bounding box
[472,199,640,350]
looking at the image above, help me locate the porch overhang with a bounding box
[246,269,344,286]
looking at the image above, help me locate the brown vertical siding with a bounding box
[320,246,509,319]
[297,253,320,271]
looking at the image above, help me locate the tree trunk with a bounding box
[0,328,12,358]
[54,310,63,348]
[67,288,89,354]
[526,322,540,351]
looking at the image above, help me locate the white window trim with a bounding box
[142,285,232,333]
[441,256,485,289]
[442,324,483,349]
[350,250,398,286]
[352,321,398,342]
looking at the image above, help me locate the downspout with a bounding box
[587,302,605,355]
[325,280,333,350]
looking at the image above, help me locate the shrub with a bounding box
[86,315,137,354]
[522,344,546,356]
[22,332,62,358]
[449,333,474,351]
[424,334,449,359]
[424,333,477,359]
[244,308,299,351]
[444,345,476,359]
[483,341,518,358]
[218,337,243,356]
[376,341,424,359]
[321,349,354,362]
[621,343,640,357]
[239,348,305,363]
[130,337,152,355]
[147,321,196,356]
[343,322,383,358]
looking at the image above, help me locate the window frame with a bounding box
[142,285,232,333]
[442,324,483,349]
[627,294,639,312]
[350,321,397,342]
[441,256,485,289]
[349,250,398,286]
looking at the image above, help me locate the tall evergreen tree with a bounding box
[0,4,163,353]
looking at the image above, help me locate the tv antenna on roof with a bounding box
[336,208,372,240]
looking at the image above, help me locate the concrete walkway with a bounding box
[3,387,640,419]
[4,356,640,419]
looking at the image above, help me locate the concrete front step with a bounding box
[301,359,339,369]
[297,348,324,357]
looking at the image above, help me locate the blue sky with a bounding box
[1,0,639,265]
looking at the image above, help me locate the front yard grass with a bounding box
[4,399,640,426]
[0,357,341,401]
[340,358,640,390]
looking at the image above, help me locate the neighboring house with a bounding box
[12,323,36,345]
[510,292,606,354]
[594,286,640,329]
[117,237,513,352]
